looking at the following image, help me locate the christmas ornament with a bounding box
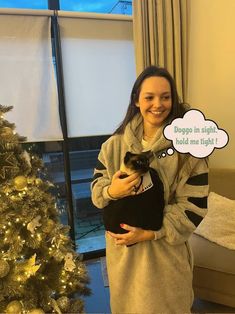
[0,152,18,180]
[15,254,41,281]
[0,126,13,136]
[51,299,62,314]
[35,178,43,186]
[27,215,42,234]
[21,150,31,167]
[0,259,10,278]
[56,296,70,312]
[64,253,76,272]
[13,175,28,190]
[23,254,41,276]
[42,219,55,233]
[3,186,12,194]
[27,308,45,314]
[27,176,36,184]
[5,300,23,314]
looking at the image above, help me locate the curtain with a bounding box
[133,0,188,101]
[58,16,136,137]
[0,14,62,142]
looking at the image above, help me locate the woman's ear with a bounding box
[135,102,140,107]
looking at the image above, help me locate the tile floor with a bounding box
[83,258,235,314]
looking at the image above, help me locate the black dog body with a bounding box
[103,152,165,234]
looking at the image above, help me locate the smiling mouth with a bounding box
[149,110,164,115]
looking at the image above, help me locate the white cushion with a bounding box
[194,192,235,250]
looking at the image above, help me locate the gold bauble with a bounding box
[6,300,23,314]
[0,259,10,278]
[56,296,70,311]
[13,176,28,191]
[28,309,45,314]
[42,219,55,233]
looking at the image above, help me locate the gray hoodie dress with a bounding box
[91,114,209,314]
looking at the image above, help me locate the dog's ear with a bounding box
[124,151,134,163]
[142,150,154,161]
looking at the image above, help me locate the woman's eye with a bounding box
[162,95,171,100]
[145,96,153,101]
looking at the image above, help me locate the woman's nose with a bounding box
[152,97,161,107]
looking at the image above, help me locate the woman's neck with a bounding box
[143,127,159,142]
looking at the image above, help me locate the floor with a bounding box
[83,258,235,314]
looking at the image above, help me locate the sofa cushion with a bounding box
[194,192,235,250]
[189,233,235,275]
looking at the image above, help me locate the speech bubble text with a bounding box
[163,109,229,158]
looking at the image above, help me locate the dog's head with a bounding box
[121,151,152,175]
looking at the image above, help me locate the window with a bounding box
[68,137,109,253]
[0,4,135,257]
[0,0,48,9]
[0,0,132,15]
[60,0,132,15]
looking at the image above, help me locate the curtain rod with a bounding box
[58,11,132,21]
[0,8,133,21]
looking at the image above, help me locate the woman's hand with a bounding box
[107,224,155,246]
[108,170,141,199]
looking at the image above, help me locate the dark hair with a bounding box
[114,65,189,134]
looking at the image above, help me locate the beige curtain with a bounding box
[133,0,188,102]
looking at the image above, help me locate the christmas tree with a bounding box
[0,105,90,313]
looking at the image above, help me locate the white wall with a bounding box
[187,0,235,169]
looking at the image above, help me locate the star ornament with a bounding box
[0,152,18,179]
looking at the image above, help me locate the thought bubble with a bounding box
[158,147,174,158]
[163,109,229,158]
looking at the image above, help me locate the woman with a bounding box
[91,66,209,313]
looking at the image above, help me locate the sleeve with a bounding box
[154,156,209,245]
[90,141,116,209]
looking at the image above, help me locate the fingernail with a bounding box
[120,223,124,227]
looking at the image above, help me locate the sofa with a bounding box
[189,168,235,308]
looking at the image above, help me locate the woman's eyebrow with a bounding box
[143,91,171,95]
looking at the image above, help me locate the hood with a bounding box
[123,113,172,154]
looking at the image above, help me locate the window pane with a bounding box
[0,0,48,9]
[69,136,109,254]
[60,0,132,15]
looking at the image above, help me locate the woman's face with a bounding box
[136,76,172,130]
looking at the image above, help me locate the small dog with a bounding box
[119,151,152,193]
[102,151,165,235]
